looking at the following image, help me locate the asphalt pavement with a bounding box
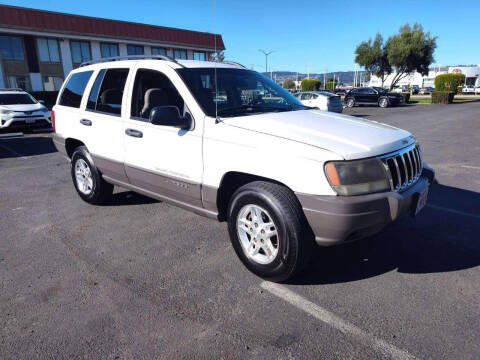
[1,101,479,359]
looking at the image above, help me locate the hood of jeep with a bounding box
[222,110,414,160]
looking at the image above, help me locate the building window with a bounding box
[7,75,31,91]
[193,51,205,61]
[100,43,119,58]
[71,41,91,64]
[43,76,64,91]
[127,45,144,55]
[174,49,187,60]
[0,36,24,60]
[37,38,60,62]
[151,47,167,56]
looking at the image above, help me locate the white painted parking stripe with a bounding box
[260,281,418,360]
[461,165,480,170]
[426,204,480,219]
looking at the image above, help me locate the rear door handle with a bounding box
[125,128,143,138]
[80,119,92,126]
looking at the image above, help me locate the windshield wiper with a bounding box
[217,104,292,116]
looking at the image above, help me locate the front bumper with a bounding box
[297,167,435,246]
[0,115,51,129]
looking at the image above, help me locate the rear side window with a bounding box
[86,68,129,115]
[58,71,93,108]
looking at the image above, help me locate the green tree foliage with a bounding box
[301,79,321,91]
[283,79,295,89]
[434,73,465,94]
[325,80,337,90]
[355,34,391,87]
[386,23,437,90]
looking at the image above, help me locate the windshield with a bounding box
[177,68,307,117]
[0,93,37,105]
[373,87,388,93]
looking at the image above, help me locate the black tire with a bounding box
[227,181,314,282]
[346,97,355,108]
[378,97,389,108]
[71,146,113,204]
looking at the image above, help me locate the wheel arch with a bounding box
[215,171,294,222]
[65,138,85,158]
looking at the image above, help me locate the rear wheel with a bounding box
[227,181,313,282]
[378,97,389,108]
[71,146,113,204]
[346,98,355,108]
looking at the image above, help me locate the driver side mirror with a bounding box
[38,100,45,104]
[149,106,192,130]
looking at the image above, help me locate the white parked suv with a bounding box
[52,56,434,281]
[0,89,51,130]
[295,91,343,113]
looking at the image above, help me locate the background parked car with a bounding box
[295,91,343,113]
[391,85,408,93]
[419,87,434,95]
[334,88,347,95]
[411,85,420,94]
[344,87,403,108]
[462,85,475,94]
[0,89,51,130]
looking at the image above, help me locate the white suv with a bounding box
[0,89,51,129]
[52,56,434,281]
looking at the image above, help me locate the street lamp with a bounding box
[259,49,275,78]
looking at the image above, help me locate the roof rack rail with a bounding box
[223,61,246,69]
[80,54,183,67]
[0,88,25,92]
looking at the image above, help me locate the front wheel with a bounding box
[227,181,313,282]
[346,98,355,108]
[378,97,389,108]
[71,146,113,204]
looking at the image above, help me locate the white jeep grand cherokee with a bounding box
[52,56,434,281]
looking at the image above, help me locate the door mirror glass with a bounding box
[38,99,45,104]
[150,106,191,129]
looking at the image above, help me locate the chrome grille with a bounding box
[381,144,423,192]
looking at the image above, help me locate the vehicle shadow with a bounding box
[104,191,160,206]
[0,135,57,158]
[292,181,480,285]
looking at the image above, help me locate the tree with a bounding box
[355,33,391,87]
[209,51,225,62]
[325,80,337,91]
[386,23,437,90]
[283,79,295,89]
[301,79,321,91]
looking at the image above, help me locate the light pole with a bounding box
[259,49,275,78]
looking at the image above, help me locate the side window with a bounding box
[312,94,319,99]
[366,88,375,94]
[301,93,312,100]
[130,69,185,121]
[58,71,93,108]
[87,68,129,115]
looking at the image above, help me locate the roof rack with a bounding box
[223,61,246,69]
[79,54,183,67]
[0,88,25,92]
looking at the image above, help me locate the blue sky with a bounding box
[3,0,479,73]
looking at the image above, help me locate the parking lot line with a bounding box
[461,165,480,170]
[426,204,480,219]
[260,281,418,360]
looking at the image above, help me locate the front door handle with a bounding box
[80,119,92,126]
[125,128,143,138]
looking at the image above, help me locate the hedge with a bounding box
[434,74,465,94]
[301,79,321,91]
[30,91,59,109]
[431,91,454,104]
[400,92,410,103]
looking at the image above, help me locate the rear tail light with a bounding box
[50,110,55,132]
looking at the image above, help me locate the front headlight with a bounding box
[324,158,390,196]
[0,109,13,115]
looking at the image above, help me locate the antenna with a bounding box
[213,0,219,123]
